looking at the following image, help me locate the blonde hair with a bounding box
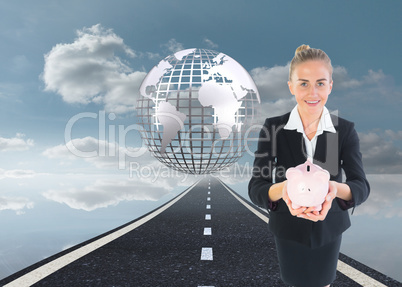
[289,44,333,81]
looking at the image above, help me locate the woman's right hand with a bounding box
[282,181,308,216]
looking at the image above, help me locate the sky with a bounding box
[0,0,402,282]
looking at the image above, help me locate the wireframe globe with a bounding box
[136,48,260,174]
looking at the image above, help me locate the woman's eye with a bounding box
[301,82,308,87]
[317,82,324,87]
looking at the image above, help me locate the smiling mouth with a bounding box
[305,100,320,104]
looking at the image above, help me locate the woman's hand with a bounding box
[296,181,338,222]
[282,181,308,216]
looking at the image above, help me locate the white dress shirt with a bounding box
[284,105,336,160]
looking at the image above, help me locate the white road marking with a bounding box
[205,214,211,220]
[218,178,390,287]
[3,181,200,287]
[207,197,211,201]
[203,227,212,235]
[201,248,213,260]
[208,191,210,195]
[206,204,211,209]
[337,260,388,287]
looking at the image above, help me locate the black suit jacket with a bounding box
[248,112,370,248]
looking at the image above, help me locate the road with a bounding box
[1,177,399,286]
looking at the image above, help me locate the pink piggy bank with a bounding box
[285,159,330,211]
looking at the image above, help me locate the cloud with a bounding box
[250,64,290,102]
[42,136,148,169]
[384,130,402,141]
[42,23,146,114]
[0,196,34,215]
[358,130,402,174]
[42,171,196,211]
[353,174,402,218]
[42,179,169,211]
[0,168,37,179]
[331,67,402,109]
[0,133,34,151]
[332,66,362,89]
[249,64,297,123]
[203,38,219,49]
[161,38,184,53]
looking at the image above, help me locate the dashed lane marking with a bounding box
[203,227,212,236]
[206,205,211,209]
[207,197,211,201]
[205,214,211,220]
[200,248,213,260]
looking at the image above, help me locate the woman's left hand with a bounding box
[297,181,338,222]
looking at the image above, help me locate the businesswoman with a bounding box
[248,45,370,287]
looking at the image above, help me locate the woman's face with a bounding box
[288,60,333,117]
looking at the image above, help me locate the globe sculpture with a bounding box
[136,48,260,174]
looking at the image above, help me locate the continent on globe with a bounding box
[156,101,186,154]
[139,48,196,100]
[198,81,243,139]
[198,52,258,139]
[139,59,172,98]
[205,53,256,101]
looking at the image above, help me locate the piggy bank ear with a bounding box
[286,168,303,179]
[313,170,330,182]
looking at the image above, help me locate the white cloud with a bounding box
[42,136,148,169]
[250,64,290,102]
[42,171,196,212]
[0,133,34,151]
[332,66,362,89]
[331,67,402,107]
[161,38,184,53]
[0,168,37,179]
[0,196,34,215]
[144,51,161,60]
[353,174,402,218]
[358,130,402,174]
[42,179,169,211]
[42,24,146,114]
[384,130,402,141]
[203,38,218,49]
[249,64,297,123]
